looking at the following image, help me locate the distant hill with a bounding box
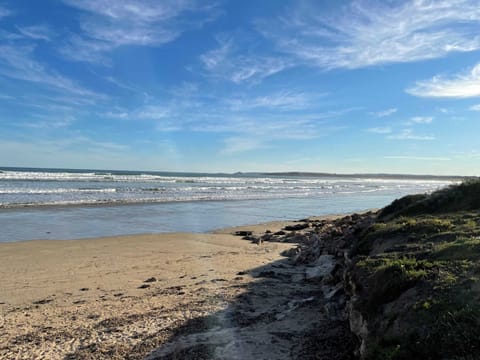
[260,171,472,181]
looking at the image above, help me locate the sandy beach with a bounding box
[0,219,331,359]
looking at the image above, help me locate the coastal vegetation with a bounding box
[350,179,480,359]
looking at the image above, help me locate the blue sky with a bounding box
[1,0,480,175]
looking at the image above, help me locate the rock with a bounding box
[284,223,309,231]
[281,247,300,258]
[274,231,286,236]
[144,277,157,283]
[324,302,344,321]
[323,283,344,299]
[260,234,273,242]
[348,303,369,357]
[305,255,336,280]
[234,230,253,237]
[33,298,53,305]
[288,234,309,243]
[291,273,305,282]
[138,284,150,289]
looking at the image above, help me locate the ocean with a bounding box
[0,167,456,242]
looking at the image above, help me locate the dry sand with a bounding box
[0,220,303,359]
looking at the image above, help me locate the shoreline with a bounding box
[0,211,367,244]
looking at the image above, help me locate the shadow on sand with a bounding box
[141,245,357,359]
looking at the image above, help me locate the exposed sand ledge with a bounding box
[0,215,345,359]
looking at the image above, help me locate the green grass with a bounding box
[379,179,480,219]
[432,236,480,261]
[356,258,432,312]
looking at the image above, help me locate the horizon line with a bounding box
[0,166,474,180]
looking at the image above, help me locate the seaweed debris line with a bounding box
[149,179,480,360]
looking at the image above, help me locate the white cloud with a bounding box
[61,35,113,65]
[407,63,480,98]
[410,116,433,124]
[470,104,480,111]
[387,129,435,141]
[62,0,218,64]
[16,25,54,41]
[0,4,10,19]
[371,108,397,118]
[99,84,350,153]
[227,91,322,112]
[0,45,104,99]
[0,93,15,100]
[367,127,391,134]
[221,136,266,154]
[101,104,172,122]
[22,116,74,129]
[135,105,171,120]
[260,0,480,69]
[103,111,129,119]
[200,36,292,83]
[384,156,450,161]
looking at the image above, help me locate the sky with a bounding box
[0,0,480,175]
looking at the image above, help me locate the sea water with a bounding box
[0,167,456,242]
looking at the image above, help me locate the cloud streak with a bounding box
[384,156,450,161]
[200,36,292,83]
[226,91,323,112]
[367,127,392,134]
[371,108,397,118]
[0,4,10,19]
[260,0,480,69]
[16,25,54,41]
[410,116,433,124]
[407,63,480,98]
[387,129,435,141]
[62,0,218,64]
[0,45,103,99]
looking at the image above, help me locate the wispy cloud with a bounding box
[21,116,74,129]
[407,63,480,98]
[221,136,266,154]
[16,25,54,41]
[217,116,334,154]
[62,0,218,64]
[367,127,392,134]
[226,91,323,111]
[384,156,450,161]
[387,129,435,141]
[469,104,480,111]
[0,93,15,100]
[371,108,397,118]
[0,4,10,19]
[200,36,292,83]
[60,35,113,65]
[260,0,480,69]
[410,116,433,124]
[0,45,103,99]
